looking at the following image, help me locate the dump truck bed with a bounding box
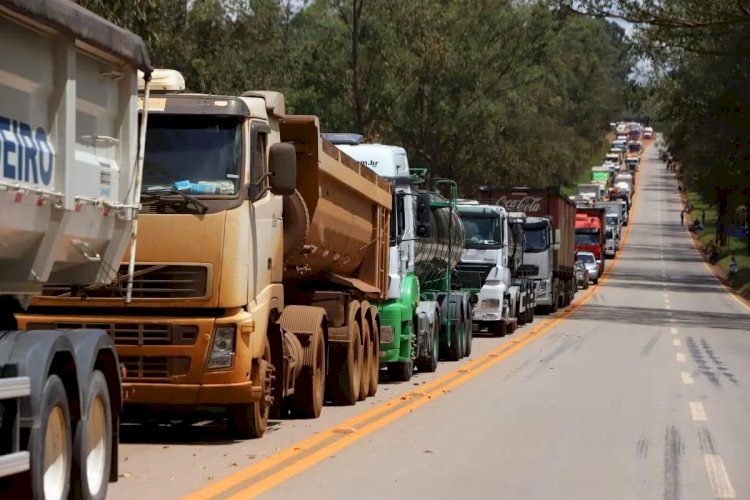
[0,0,151,295]
[280,115,391,298]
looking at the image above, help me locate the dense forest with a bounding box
[77,0,635,195]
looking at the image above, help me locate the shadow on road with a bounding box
[570,303,749,331]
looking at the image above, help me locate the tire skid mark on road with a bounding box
[663,426,684,500]
[640,330,662,356]
[636,436,650,460]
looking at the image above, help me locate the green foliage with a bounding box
[77,0,632,196]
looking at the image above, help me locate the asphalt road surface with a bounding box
[111,143,749,500]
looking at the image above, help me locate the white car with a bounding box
[643,127,654,139]
[576,251,600,284]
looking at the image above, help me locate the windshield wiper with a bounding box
[141,187,209,214]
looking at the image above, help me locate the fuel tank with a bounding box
[414,191,465,285]
[280,115,391,295]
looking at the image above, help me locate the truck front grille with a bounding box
[42,264,209,299]
[518,264,539,277]
[120,356,191,381]
[29,322,198,346]
[455,263,494,290]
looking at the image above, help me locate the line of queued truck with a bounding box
[570,120,649,284]
[0,2,614,497]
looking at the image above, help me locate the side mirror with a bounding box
[415,192,432,237]
[269,142,297,195]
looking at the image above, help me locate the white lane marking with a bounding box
[676,352,686,362]
[665,298,670,303]
[673,339,681,346]
[690,401,707,421]
[665,305,672,309]
[681,372,694,384]
[704,454,736,499]
[671,327,679,334]
[663,293,669,298]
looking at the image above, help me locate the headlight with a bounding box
[380,325,395,344]
[207,326,235,369]
[481,299,500,309]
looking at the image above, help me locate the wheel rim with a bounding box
[86,397,107,496]
[44,406,68,500]
[314,335,325,409]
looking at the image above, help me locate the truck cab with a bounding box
[456,204,518,336]
[521,216,556,307]
[575,212,605,275]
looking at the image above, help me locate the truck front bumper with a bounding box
[18,310,263,407]
[123,381,262,406]
[376,304,409,365]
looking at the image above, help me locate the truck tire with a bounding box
[30,374,72,500]
[415,318,439,373]
[463,308,473,357]
[445,324,462,362]
[291,325,326,418]
[327,321,361,405]
[490,321,507,337]
[229,345,271,438]
[367,307,379,397]
[71,370,112,500]
[357,320,371,401]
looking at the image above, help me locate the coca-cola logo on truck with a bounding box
[494,195,543,214]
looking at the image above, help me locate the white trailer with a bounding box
[0,0,151,498]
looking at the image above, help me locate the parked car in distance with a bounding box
[643,127,653,139]
[576,251,600,284]
[575,261,590,290]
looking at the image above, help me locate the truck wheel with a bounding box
[490,321,507,337]
[327,321,361,405]
[30,374,72,500]
[230,346,272,438]
[445,324,462,362]
[367,307,379,397]
[358,320,371,401]
[415,319,439,373]
[72,370,112,500]
[464,309,473,357]
[291,325,326,418]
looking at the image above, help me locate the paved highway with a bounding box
[111,144,749,500]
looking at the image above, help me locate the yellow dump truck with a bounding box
[19,70,391,438]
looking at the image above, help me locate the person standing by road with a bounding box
[729,256,738,283]
[680,210,685,226]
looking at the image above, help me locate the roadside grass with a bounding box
[683,190,750,299]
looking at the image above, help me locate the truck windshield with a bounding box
[142,114,243,195]
[522,223,548,252]
[575,230,599,245]
[606,228,614,239]
[461,215,503,248]
[606,215,618,226]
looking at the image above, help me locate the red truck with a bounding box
[575,207,606,275]
[477,187,577,313]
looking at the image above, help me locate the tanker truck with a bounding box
[0,0,152,497]
[413,175,473,361]
[18,71,391,439]
[323,134,441,380]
